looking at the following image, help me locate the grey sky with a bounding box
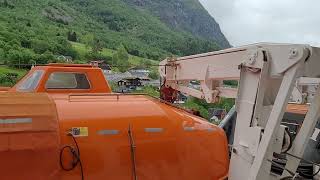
[199,0,320,47]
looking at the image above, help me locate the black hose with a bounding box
[60,135,84,180]
[60,145,79,171]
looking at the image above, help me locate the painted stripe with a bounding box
[207,128,216,132]
[97,130,119,135]
[0,118,32,124]
[184,127,194,131]
[145,128,163,133]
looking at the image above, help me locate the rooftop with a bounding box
[47,63,93,68]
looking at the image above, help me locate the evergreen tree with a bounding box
[112,44,129,72]
[67,31,77,42]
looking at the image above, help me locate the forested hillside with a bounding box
[125,0,230,48]
[0,0,229,66]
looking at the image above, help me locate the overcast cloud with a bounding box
[199,0,320,47]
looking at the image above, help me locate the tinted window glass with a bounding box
[17,70,44,92]
[46,72,90,89]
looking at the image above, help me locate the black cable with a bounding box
[279,128,318,178]
[285,152,320,178]
[60,134,84,180]
[281,128,293,153]
[267,159,295,176]
[71,135,84,180]
[311,167,320,177]
[296,163,319,179]
[279,176,294,180]
[60,145,79,171]
[299,168,319,179]
[285,152,320,167]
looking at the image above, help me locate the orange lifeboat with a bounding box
[0,93,229,180]
[56,94,229,180]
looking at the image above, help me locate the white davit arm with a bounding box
[159,47,243,103]
[159,43,320,180]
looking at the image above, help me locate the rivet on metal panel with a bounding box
[289,48,299,59]
[247,51,258,65]
[232,148,238,154]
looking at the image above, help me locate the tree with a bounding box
[55,37,78,59]
[0,40,5,48]
[141,59,152,66]
[21,39,31,48]
[1,0,15,8]
[67,31,77,42]
[112,44,129,72]
[6,48,35,68]
[92,39,103,54]
[31,39,51,54]
[149,70,159,80]
[0,48,4,62]
[37,51,54,64]
[183,97,235,120]
[82,34,95,49]
[82,34,103,54]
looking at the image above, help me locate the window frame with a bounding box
[17,70,44,92]
[45,72,91,90]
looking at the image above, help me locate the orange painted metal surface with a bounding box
[0,92,229,180]
[54,94,229,180]
[0,86,10,92]
[286,104,309,115]
[9,64,111,93]
[0,93,60,180]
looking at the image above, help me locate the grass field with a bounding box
[0,66,27,86]
[0,66,27,77]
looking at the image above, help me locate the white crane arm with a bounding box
[159,43,320,180]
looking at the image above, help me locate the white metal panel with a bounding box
[281,85,320,177]
[229,67,261,180]
[249,64,302,179]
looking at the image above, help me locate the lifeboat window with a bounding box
[46,72,90,89]
[17,70,44,92]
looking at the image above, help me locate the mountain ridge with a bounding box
[0,0,230,65]
[125,0,230,48]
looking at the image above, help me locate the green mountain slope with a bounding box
[0,0,229,66]
[125,0,230,48]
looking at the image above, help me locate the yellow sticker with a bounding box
[71,127,88,137]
